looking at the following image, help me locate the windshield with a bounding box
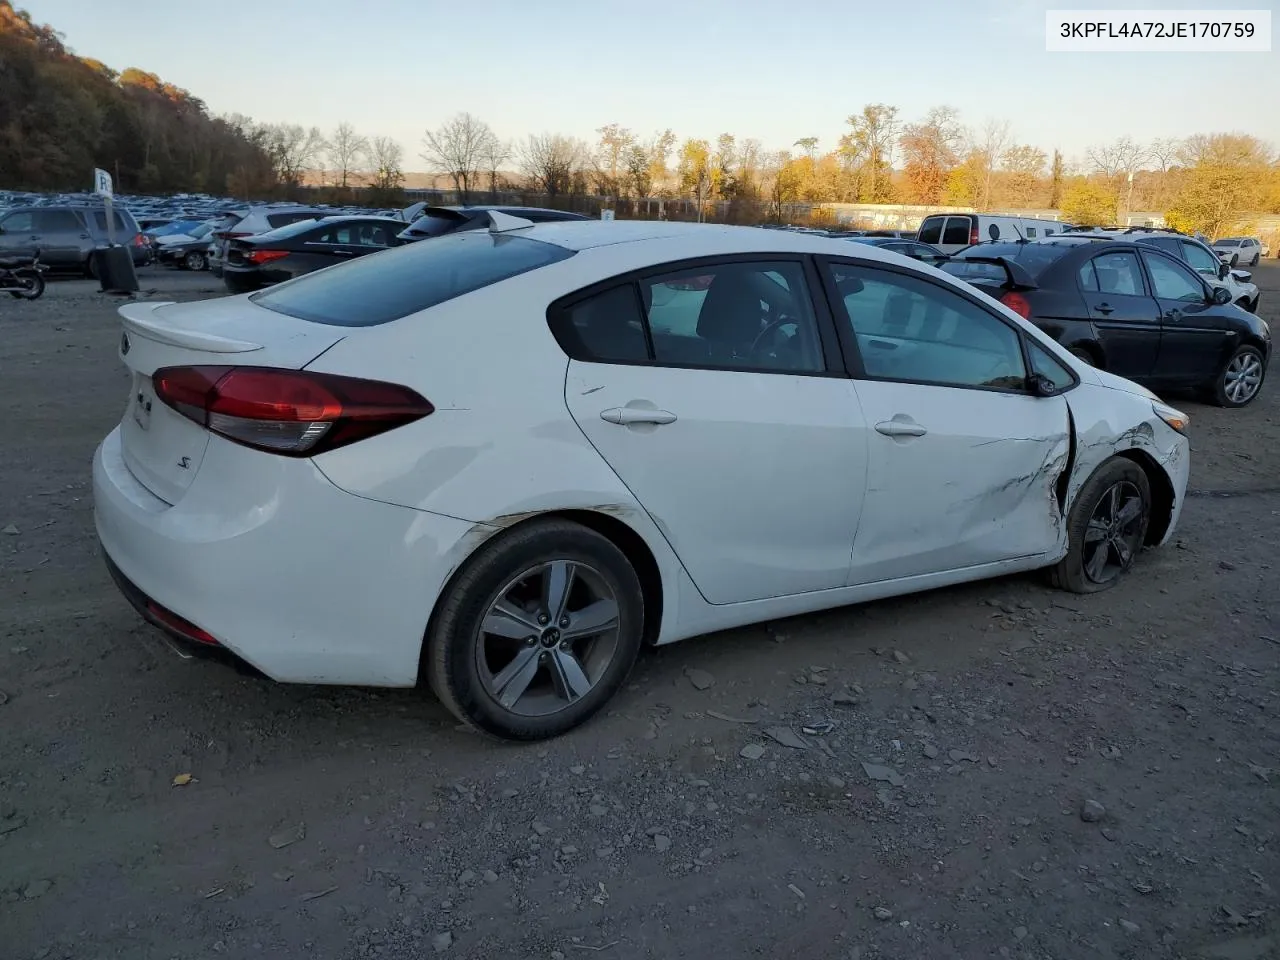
[1214,238,1240,246]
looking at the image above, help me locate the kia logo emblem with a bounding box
[120,332,130,355]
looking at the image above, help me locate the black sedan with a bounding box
[845,235,947,265]
[941,237,1271,407]
[222,216,404,293]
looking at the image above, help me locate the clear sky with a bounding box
[19,0,1279,169]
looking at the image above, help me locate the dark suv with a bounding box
[0,204,148,275]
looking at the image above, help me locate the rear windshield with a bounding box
[940,242,1075,282]
[266,211,323,229]
[1214,238,1241,246]
[917,216,945,245]
[252,231,574,327]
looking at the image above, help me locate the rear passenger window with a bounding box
[267,212,320,229]
[1089,252,1145,296]
[91,211,130,232]
[942,217,971,246]
[552,285,649,363]
[35,210,82,232]
[0,211,34,232]
[1077,260,1099,292]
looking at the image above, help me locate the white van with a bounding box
[917,213,1065,254]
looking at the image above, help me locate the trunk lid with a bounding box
[116,298,345,504]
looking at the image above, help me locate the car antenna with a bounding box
[487,210,535,233]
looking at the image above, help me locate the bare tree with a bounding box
[260,123,326,188]
[368,136,404,193]
[422,112,495,202]
[327,121,368,190]
[974,118,1011,210]
[480,136,510,198]
[519,133,584,197]
[594,123,635,199]
[1088,136,1151,220]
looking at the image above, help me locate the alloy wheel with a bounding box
[475,559,621,717]
[1224,351,1263,404]
[1082,481,1146,585]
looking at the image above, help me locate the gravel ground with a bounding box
[1,264,1278,960]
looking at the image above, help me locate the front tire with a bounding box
[1211,344,1266,407]
[10,271,45,300]
[1051,457,1151,594]
[426,519,645,741]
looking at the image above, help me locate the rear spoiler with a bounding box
[119,301,263,354]
[948,256,1037,290]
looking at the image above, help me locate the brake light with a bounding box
[146,601,218,645]
[969,223,979,246]
[1000,291,1032,318]
[133,233,146,247]
[245,249,290,266]
[151,366,433,456]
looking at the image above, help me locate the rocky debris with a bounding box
[685,668,715,691]
[892,650,910,664]
[861,762,905,788]
[1,524,18,536]
[706,710,754,724]
[653,834,671,853]
[948,749,979,763]
[764,726,809,750]
[457,870,476,885]
[1133,882,1154,895]
[831,692,860,707]
[873,906,894,921]
[569,764,586,775]
[922,743,939,759]
[739,743,766,760]
[432,931,453,953]
[531,820,551,836]
[482,870,498,884]
[1013,926,1028,941]
[1100,745,1122,760]
[268,823,305,849]
[1080,799,1106,823]
[1119,919,1140,934]
[22,879,51,900]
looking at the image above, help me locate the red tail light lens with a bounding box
[152,366,433,456]
[968,224,979,246]
[245,249,290,266]
[133,233,146,247]
[1000,291,1032,318]
[146,601,218,645]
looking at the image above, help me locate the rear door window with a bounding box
[91,210,131,232]
[35,210,83,232]
[253,232,573,327]
[267,211,321,229]
[942,216,972,246]
[1089,252,1145,296]
[1,211,35,232]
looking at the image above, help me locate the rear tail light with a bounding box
[146,601,219,645]
[999,291,1032,318]
[152,366,433,456]
[133,233,146,247]
[245,249,290,266]
[968,223,980,246]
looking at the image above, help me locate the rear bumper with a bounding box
[93,425,481,686]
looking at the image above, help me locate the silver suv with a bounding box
[0,204,148,276]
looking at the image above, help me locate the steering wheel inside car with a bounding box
[748,316,816,368]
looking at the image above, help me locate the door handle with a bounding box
[1163,308,1183,322]
[875,419,927,437]
[600,407,677,426]
[1095,303,1115,315]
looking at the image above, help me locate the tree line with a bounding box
[420,109,1280,238]
[3,2,1277,239]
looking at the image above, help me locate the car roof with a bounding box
[506,220,922,260]
[445,205,589,218]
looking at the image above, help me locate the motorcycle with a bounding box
[0,250,48,300]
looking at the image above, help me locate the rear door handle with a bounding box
[1095,303,1115,315]
[600,407,677,426]
[875,420,927,437]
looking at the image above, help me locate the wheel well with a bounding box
[1071,341,1104,369]
[556,509,664,646]
[1116,449,1174,546]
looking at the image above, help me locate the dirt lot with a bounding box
[2,264,1278,960]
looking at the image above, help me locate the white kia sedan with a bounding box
[93,217,1191,740]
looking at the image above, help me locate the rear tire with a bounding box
[1210,344,1266,407]
[10,272,45,300]
[184,251,207,271]
[1050,457,1151,595]
[426,519,645,741]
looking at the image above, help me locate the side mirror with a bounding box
[1211,286,1233,306]
[1218,262,1230,280]
[1029,374,1061,397]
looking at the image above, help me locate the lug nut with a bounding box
[559,617,570,628]
[538,613,550,625]
[526,636,537,645]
